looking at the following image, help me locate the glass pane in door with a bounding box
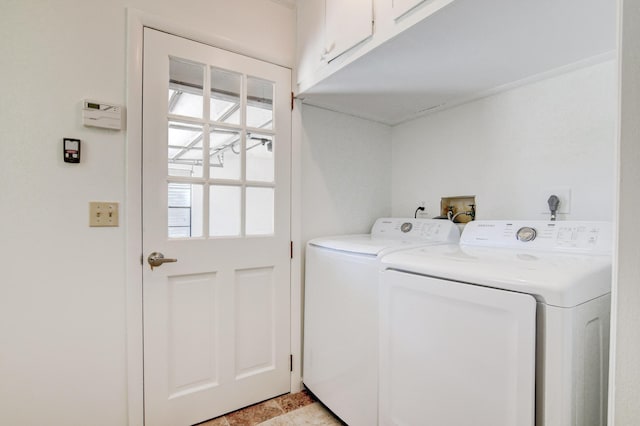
[168,183,203,238]
[168,121,203,178]
[246,77,273,129]
[246,133,274,182]
[210,185,242,237]
[246,187,274,235]
[211,67,241,125]
[210,128,242,180]
[169,58,204,119]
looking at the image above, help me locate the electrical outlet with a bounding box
[415,201,428,218]
[89,202,119,227]
[540,188,571,215]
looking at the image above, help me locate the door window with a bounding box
[167,58,277,238]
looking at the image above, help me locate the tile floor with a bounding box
[199,390,345,426]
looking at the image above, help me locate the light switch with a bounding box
[89,202,119,227]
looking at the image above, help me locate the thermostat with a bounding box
[82,99,124,130]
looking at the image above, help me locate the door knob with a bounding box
[147,252,177,270]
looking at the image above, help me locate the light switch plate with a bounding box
[89,202,119,227]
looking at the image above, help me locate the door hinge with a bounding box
[290,241,293,259]
[290,354,293,372]
[291,92,295,111]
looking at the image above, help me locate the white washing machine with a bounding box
[303,218,460,426]
[379,220,612,426]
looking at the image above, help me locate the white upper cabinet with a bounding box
[296,0,617,125]
[296,0,373,86]
[296,0,326,84]
[296,0,454,91]
[324,0,373,62]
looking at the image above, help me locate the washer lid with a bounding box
[308,218,460,256]
[309,235,429,256]
[380,244,611,308]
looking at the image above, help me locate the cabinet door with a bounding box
[296,0,325,84]
[325,0,373,62]
[392,0,429,20]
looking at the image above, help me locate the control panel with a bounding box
[83,99,124,130]
[461,220,612,254]
[63,138,81,163]
[370,218,459,242]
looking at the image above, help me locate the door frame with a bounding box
[125,9,303,426]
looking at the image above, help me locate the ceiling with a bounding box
[298,0,617,125]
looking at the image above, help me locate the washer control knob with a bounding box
[400,222,413,233]
[516,227,537,242]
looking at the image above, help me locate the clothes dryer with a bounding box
[379,220,612,426]
[303,218,460,426]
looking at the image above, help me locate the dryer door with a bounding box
[379,270,536,426]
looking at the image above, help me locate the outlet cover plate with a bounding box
[89,202,119,227]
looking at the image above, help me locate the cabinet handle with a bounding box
[325,42,335,54]
[321,42,335,61]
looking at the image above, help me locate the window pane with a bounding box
[211,67,241,125]
[168,121,203,178]
[210,186,241,237]
[169,58,204,119]
[210,128,241,180]
[246,132,274,182]
[247,77,273,129]
[168,183,203,238]
[246,187,274,235]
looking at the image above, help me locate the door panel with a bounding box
[234,267,276,378]
[167,272,218,398]
[143,28,291,426]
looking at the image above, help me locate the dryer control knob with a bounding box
[516,227,537,242]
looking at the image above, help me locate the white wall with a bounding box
[295,105,391,372]
[300,105,392,242]
[611,0,640,422]
[391,60,618,221]
[0,1,294,425]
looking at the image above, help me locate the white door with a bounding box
[142,28,292,426]
[379,270,536,426]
